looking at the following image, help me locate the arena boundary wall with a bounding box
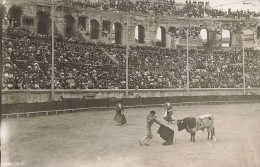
[2,95,260,119]
[2,88,260,104]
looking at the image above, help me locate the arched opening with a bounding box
[200,29,209,45]
[36,11,51,35]
[257,26,260,39]
[102,21,110,39]
[65,14,75,38]
[78,16,86,31]
[243,29,254,48]
[103,21,111,33]
[221,29,231,47]
[156,26,166,47]
[135,25,145,44]
[8,5,23,27]
[90,19,100,39]
[114,22,122,44]
[168,27,176,37]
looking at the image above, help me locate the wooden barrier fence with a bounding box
[2,95,260,119]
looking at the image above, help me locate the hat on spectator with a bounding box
[7,83,13,88]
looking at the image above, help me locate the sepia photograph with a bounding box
[0,0,260,166]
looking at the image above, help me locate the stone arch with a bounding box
[90,19,100,39]
[200,28,209,44]
[8,5,23,27]
[114,22,122,44]
[135,25,145,44]
[221,29,231,47]
[243,29,254,40]
[78,16,86,31]
[103,20,111,33]
[156,26,166,47]
[36,11,51,35]
[243,29,254,47]
[168,27,176,37]
[64,14,76,38]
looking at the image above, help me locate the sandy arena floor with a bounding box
[1,103,260,167]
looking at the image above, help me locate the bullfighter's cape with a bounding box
[157,125,174,144]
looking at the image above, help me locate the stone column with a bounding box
[73,14,78,38]
[124,17,136,46]
[165,33,171,48]
[208,29,221,49]
[34,17,38,34]
[231,31,242,48]
[146,23,158,46]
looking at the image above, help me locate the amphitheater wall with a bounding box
[2,88,260,104]
[5,1,260,49]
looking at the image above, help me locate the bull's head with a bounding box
[177,119,185,131]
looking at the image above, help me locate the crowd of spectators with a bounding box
[3,27,260,90]
[54,0,260,19]
[107,45,260,89]
[3,27,123,89]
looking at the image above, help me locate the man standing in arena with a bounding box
[114,99,126,126]
[163,99,175,124]
[140,111,162,146]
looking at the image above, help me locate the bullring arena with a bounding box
[1,102,260,167]
[1,0,260,166]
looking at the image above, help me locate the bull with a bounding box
[177,114,215,142]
